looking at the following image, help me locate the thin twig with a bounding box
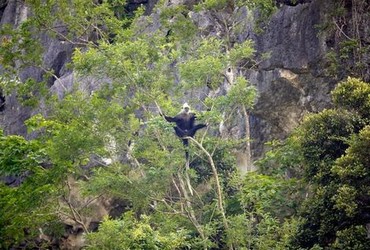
[79,194,104,211]
[177,172,207,248]
[332,18,352,40]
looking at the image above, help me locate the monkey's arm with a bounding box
[195,123,207,129]
[162,114,178,123]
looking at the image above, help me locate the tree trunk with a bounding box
[241,104,253,172]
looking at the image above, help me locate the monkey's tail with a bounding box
[185,150,189,162]
[182,138,189,162]
[182,138,193,196]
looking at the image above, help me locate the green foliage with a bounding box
[178,37,226,88]
[333,125,370,182]
[332,184,357,217]
[241,0,277,30]
[225,214,250,247]
[286,78,370,249]
[0,89,140,246]
[203,76,257,121]
[331,225,369,250]
[0,0,130,107]
[179,53,225,88]
[322,1,370,81]
[228,40,255,66]
[195,0,277,18]
[296,109,362,183]
[227,77,258,107]
[0,134,46,176]
[0,0,277,248]
[256,136,304,178]
[159,4,197,42]
[224,171,304,249]
[330,125,370,229]
[226,210,302,249]
[324,49,339,78]
[60,4,213,245]
[26,0,126,43]
[0,23,43,72]
[86,213,188,250]
[291,184,347,248]
[255,78,370,249]
[0,133,59,248]
[235,172,300,218]
[27,96,103,164]
[332,77,370,121]
[199,0,229,11]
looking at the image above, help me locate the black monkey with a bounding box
[161,103,207,160]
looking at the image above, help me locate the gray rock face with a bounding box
[0,0,159,136]
[0,0,30,135]
[245,1,334,158]
[256,3,323,71]
[187,1,334,164]
[0,0,361,158]
[0,0,74,136]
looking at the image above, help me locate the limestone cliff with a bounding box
[247,0,370,159]
[248,0,333,158]
[1,0,369,175]
[1,0,370,248]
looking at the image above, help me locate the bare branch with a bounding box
[332,18,352,40]
[64,180,89,233]
[186,137,229,231]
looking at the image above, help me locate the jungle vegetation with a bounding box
[0,0,369,249]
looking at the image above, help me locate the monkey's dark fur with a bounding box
[162,104,207,160]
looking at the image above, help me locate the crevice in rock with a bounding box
[0,90,5,112]
[0,0,7,20]
[47,51,67,87]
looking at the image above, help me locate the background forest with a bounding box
[0,0,370,249]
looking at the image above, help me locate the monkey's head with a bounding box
[182,103,190,113]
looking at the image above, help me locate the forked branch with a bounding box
[186,137,229,231]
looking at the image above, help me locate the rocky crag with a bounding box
[0,1,369,246]
[1,0,369,158]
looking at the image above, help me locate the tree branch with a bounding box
[186,137,229,232]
